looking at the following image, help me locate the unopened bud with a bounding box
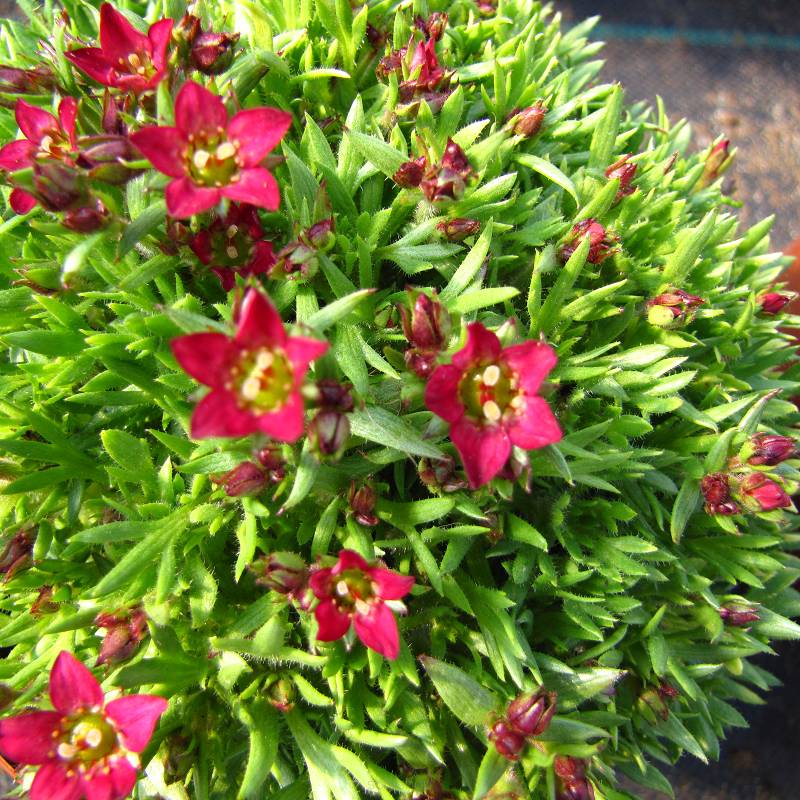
[512,103,546,137]
[437,217,480,241]
[393,156,427,188]
[267,678,295,712]
[191,30,240,74]
[309,410,350,459]
[559,219,618,264]
[759,291,794,315]
[0,531,33,581]
[506,689,557,737]
[698,139,733,188]
[316,379,354,413]
[738,472,792,512]
[746,433,796,466]
[418,456,467,493]
[76,135,140,184]
[62,199,109,233]
[252,552,308,598]
[216,461,268,497]
[720,605,761,627]
[348,483,379,527]
[605,154,638,200]
[95,607,148,666]
[701,473,740,516]
[305,218,335,250]
[488,719,526,761]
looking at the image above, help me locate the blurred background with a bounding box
[554,6,800,798]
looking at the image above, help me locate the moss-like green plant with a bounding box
[0,1,798,798]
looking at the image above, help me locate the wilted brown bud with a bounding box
[348,482,379,527]
[215,461,268,497]
[31,585,59,617]
[191,30,240,74]
[511,102,546,137]
[701,472,740,516]
[437,217,480,241]
[605,154,638,201]
[0,531,33,581]
[393,156,427,188]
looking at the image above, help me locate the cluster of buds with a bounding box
[308,380,354,460]
[489,689,557,761]
[758,291,795,315]
[272,218,335,281]
[637,682,679,723]
[0,64,57,99]
[554,757,595,800]
[399,290,451,378]
[0,531,32,581]
[420,139,474,202]
[719,603,761,627]
[349,482,379,527]
[605,154,638,201]
[697,139,734,189]
[377,18,452,113]
[250,551,311,608]
[437,217,481,242]
[94,607,148,666]
[559,219,619,264]
[172,13,240,75]
[508,102,547,137]
[702,462,793,516]
[418,455,467,493]
[645,288,704,327]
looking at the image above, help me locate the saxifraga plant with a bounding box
[0,1,797,799]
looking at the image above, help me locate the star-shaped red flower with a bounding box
[65,3,173,95]
[130,81,292,218]
[425,322,562,488]
[0,651,167,800]
[171,288,328,439]
[310,550,415,660]
[0,97,78,214]
[188,203,276,290]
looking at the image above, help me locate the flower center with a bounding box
[57,713,117,764]
[459,362,524,425]
[119,50,156,79]
[228,347,293,413]
[185,131,241,188]
[331,569,376,613]
[36,128,70,160]
[211,223,255,266]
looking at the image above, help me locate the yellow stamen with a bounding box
[192,149,210,169]
[241,376,261,401]
[226,245,238,259]
[215,142,236,160]
[226,225,238,238]
[482,400,502,422]
[57,742,77,759]
[336,580,349,597]
[482,365,500,386]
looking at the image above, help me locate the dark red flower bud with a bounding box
[738,472,792,512]
[488,719,526,761]
[365,24,386,49]
[477,0,498,16]
[256,445,285,480]
[555,758,595,800]
[559,219,618,264]
[172,13,202,53]
[306,218,335,250]
[251,552,309,597]
[747,433,796,466]
[393,156,427,188]
[506,689,557,737]
[101,90,129,136]
[316,379,354,412]
[415,12,448,41]
[95,607,148,666]
[512,103,546,137]
[437,217,480,241]
[0,64,56,95]
[605,154,638,201]
[554,757,585,783]
[30,161,87,211]
[720,605,761,627]
[441,139,472,177]
[418,456,468,493]
[658,682,680,700]
[309,409,351,459]
[0,531,32,581]
[267,678,295,712]
[376,51,404,80]
[76,134,140,184]
[216,461,268,497]
[759,292,794,315]
[191,30,240,74]
[348,483,379,527]
[62,199,109,233]
[557,782,595,800]
[30,585,59,617]
[701,473,740,515]
[400,291,450,352]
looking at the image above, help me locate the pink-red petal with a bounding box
[108,756,138,798]
[9,188,38,214]
[50,651,104,714]
[174,81,228,139]
[16,99,58,144]
[369,567,415,600]
[506,396,563,451]
[227,108,293,167]
[221,167,280,210]
[82,770,114,800]
[64,48,116,86]
[147,18,174,71]
[0,711,61,764]
[424,364,464,423]
[0,139,36,171]
[165,177,220,218]
[452,322,502,370]
[314,598,352,642]
[30,761,82,800]
[234,288,287,349]
[332,550,370,574]
[309,567,333,599]
[284,336,329,380]
[353,601,400,660]
[105,694,167,752]
[58,97,79,147]
[171,332,234,388]
[253,392,305,442]
[99,2,150,66]
[129,126,186,179]
[450,417,511,489]
[190,389,258,439]
[500,340,557,395]
[250,240,276,274]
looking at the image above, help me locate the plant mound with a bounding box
[0,1,798,799]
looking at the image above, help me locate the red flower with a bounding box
[188,203,276,290]
[65,3,173,94]
[171,288,328,440]
[0,97,78,214]
[130,81,292,218]
[309,550,414,660]
[0,651,167,800]
[424,323,562,488]
[759,291,793,315]
[738,472,792,512]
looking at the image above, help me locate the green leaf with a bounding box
[344,130,406,177]
[440,222,494,303]
[419,656,498,727]
[349,406,444,459]
[448,287,520,314]
[305,290,374,332]
[516,154,578,206]
[660,211,717,286]
[507,514,548,550]
[238,702,279,799]
[280,442,320,513]
[119,201,166,257]
[472,749,509,800]
[671,477,700,544]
